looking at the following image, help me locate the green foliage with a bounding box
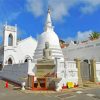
[89,32,100,40]
[59,39,65,44]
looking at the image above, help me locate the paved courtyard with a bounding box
[0,79,100,100]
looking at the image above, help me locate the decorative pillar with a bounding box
[75,58,83,87]
[90,59,97,82]
[27,75,34,89]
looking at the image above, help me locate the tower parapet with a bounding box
[4,25,17,32]
[3,24,17,47]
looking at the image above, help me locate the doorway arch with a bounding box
[6,56,15,65]
[8,58,13,64]
[24,55,31,63]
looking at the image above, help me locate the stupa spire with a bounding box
[44,8,53,31]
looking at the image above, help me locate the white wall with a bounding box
[62,39,100,61]
[56,60,78,88]
[3,25,17,47]
[17,37,37,62]
[0,63,29,84]
[96,62,100,82]
[3,37,37,65]
[65,61,78,84]
[0,60,36,84]
[4,46,19,64]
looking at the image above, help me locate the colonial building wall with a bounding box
[4,46,18,65]
[2,24,37,65]
[3,25,17,47]
[3,36,37,65]
[62,39,100,61]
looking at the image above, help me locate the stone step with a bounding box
[83,81,97,87]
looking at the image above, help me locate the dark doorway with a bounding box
[8,58,12,64]
[24,59,28,62]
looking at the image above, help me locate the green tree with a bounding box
[89,32,100,40]
[59,39,65,44]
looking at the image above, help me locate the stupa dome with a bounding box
[34,9,64,60]
[38,31,60,49]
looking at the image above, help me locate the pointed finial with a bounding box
[48,7,51,14]
[4,21,8,29]
[44,7,54,31]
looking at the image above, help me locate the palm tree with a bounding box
[89,32,100,40]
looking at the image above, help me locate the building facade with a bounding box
[0,9,100,91]
[62,39,100,62]
[0,24,37,67]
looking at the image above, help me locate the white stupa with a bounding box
[34,9,64,60]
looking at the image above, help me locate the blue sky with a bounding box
[0,0,100,43]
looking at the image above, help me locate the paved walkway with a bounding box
[0,79,100,100]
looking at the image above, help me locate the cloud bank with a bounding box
[26,0,100,21]
[66,30,92,42]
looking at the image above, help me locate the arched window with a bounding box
[24,59,28,62]
[8,58,12,64]
[24,56,31,63]
[8,34,13,46]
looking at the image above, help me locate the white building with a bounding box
[0,9,100,91]
[62,39,100,61]
[0,24,37,68]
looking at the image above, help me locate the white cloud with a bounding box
[77,30,92,41]
[26,0,100,21]
[65,30,92,42]
[26,0,78,21]
[48,0,77,21]
[82,0,100,6]
[26,0,44,17]
[80,0,100,14]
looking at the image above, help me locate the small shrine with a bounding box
[28,42,61,90]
